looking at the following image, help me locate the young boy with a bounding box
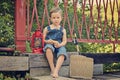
[43,6,67,78]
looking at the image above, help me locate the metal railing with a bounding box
[26,0,120,52]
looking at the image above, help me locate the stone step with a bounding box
[32,76,76,80]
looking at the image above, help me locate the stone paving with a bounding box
[32,74,120,80]
[32,76,77,80]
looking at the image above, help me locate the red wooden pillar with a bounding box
[15,0,26,52]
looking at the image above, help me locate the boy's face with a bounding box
[50,12,62,26]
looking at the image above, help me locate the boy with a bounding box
[43,6,67,78]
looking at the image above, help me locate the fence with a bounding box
[16,0,120,52]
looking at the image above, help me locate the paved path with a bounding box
[32,76,77,80]
[32,75,120,80]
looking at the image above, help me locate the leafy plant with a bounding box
[0,1,14,47]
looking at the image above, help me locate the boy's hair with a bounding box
[50,6,63,17]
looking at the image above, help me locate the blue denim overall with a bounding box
[43,26,67,59]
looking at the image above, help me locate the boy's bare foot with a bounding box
[50,70,54,76]
[52,73,58,78]
[52,69,59,78]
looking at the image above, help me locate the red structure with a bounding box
[15,0,120,53]
[15,0,26,52]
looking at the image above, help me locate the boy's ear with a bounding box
[61,16,62,18]
[50,17,52,21]
[49,17,51,20]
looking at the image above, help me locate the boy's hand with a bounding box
[53,41,61,48]
[47,40,61,48]
[47,39,54,44]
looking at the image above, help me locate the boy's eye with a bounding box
[53,17,55,19]
[57,17,60,19]
[52,16,60,19]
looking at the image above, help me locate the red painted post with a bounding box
[15,0,26,52]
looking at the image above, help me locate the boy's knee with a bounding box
[59,54,65,58]
[43,44,55,53]
[58,54,66,60]
[46,48,53,53]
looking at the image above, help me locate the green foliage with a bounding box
[0,73,4,80]
[104,63,120,72]
[0,0,14,47]
[0,73,16,80]
[0,72,33,80]
[66,42,114,53]
[4,77,16,80]
[26,41,32,53]
[79,43,113,53]
[25,73,31,80]
[66,42,76,52]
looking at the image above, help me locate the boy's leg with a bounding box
[52,55,65,78]
[46,48,55,74]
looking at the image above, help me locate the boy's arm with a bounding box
[59,28,67,46]
[43,27,47,43]
[53,29,67,48]
[43,27,54,44]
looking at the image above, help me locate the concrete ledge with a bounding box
[27,52,79,77]
[27,52,104,77]
[93,64,103,75]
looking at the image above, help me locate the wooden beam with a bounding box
[0,47,14,52]
[81,53,120,64]
[0,56,29,71]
